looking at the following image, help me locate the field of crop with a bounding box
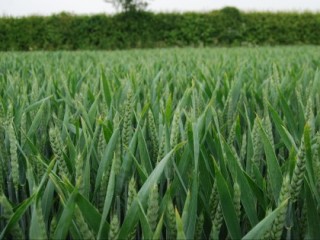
[0,47,320,239]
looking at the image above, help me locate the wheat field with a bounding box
[0,47,320,239]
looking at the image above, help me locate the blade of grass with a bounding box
[214,163,242,239]
[53,190,77,240]
[258,118,282,203]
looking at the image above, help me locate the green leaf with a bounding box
[185,174,198,239]
[175,208,186,240]
[184,122,200,239]
[138,128,153,174]
[24,95,53,113]
[269,104,298,152]
[88,93,100,126]
[27,101,46,138]
[165,94,172,124]
[152,214,164,240]
[116,127,139,195]
[97,155,116,239]
[137,198,153,240]
[298,126,320,204]
[94,128,119,192]
[214,164,242,240]
[278,90,297,140]
[182,190,191,232]
[53,190,77,240]
[258,118,282,202]
[101,70,112,107]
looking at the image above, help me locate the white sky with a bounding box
[1,0,320,17]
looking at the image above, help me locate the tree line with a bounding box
[0,7,319,51]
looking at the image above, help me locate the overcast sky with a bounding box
[1,0,320,17]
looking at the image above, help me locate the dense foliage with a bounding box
[0,8,320,50]
[0,47,320,239]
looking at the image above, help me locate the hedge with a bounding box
[0,8,320,51]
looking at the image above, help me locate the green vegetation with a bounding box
[0,8,320,51]
[0,46,320,239]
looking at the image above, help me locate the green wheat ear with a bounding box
[195,212,204,240]
[156,125,166,164]
[50,216,57,239]
[226,91,234,130]
[148,110,159,164]
[7,120,19,191]
[299,203,308,239]
[251,116,263,170]
[0,104,8,181]
[313,133,320,193]
[74,206,95,240]
[127,177,138,240]
[36,200,47,240]
[75,153,84,194]
[227,115,237,145]
[210,203,223,240]
[147,184,159,232]
[127,176,137,213]
[113,112,122,175]
[49,126,70,179]
[170,107,180,150]
[122,89,134,152]
[270,174,290,240]
[109,214,120,240]
[97,169,110,212]
[263,113,274,150]
[20,112,27,148]
[305,98,314,134]
[35,154,45,182]
[166,200,177,240]
[97,122,107,160]
[291,126,307,202]
[240,133,247,163]
[0,194,25,239]
[209,182,219,222]
[233,182,241,220]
